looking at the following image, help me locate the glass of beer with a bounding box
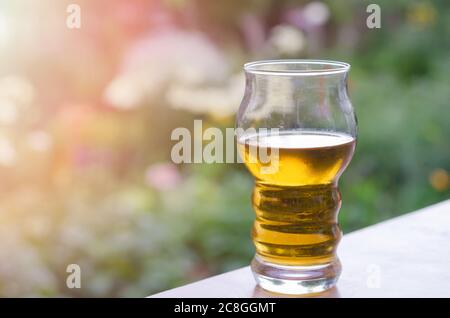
[236,60,357,294]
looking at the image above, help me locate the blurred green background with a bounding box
[0,0,448,296]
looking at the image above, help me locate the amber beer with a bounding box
[238,130,356,267]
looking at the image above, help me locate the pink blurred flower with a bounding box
[240,14,266,52]
[104,29,230,110]
[268,24,305,55]
[144,163,182,191]
[26,131,53,152]
[283,1,330,31]
[71,146,115,170]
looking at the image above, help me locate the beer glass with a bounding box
[236,60,357,294]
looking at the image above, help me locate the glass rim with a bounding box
[244,59,351,76]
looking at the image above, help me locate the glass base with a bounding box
[251,255,341,295]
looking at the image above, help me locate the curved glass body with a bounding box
[236,60,357,294]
